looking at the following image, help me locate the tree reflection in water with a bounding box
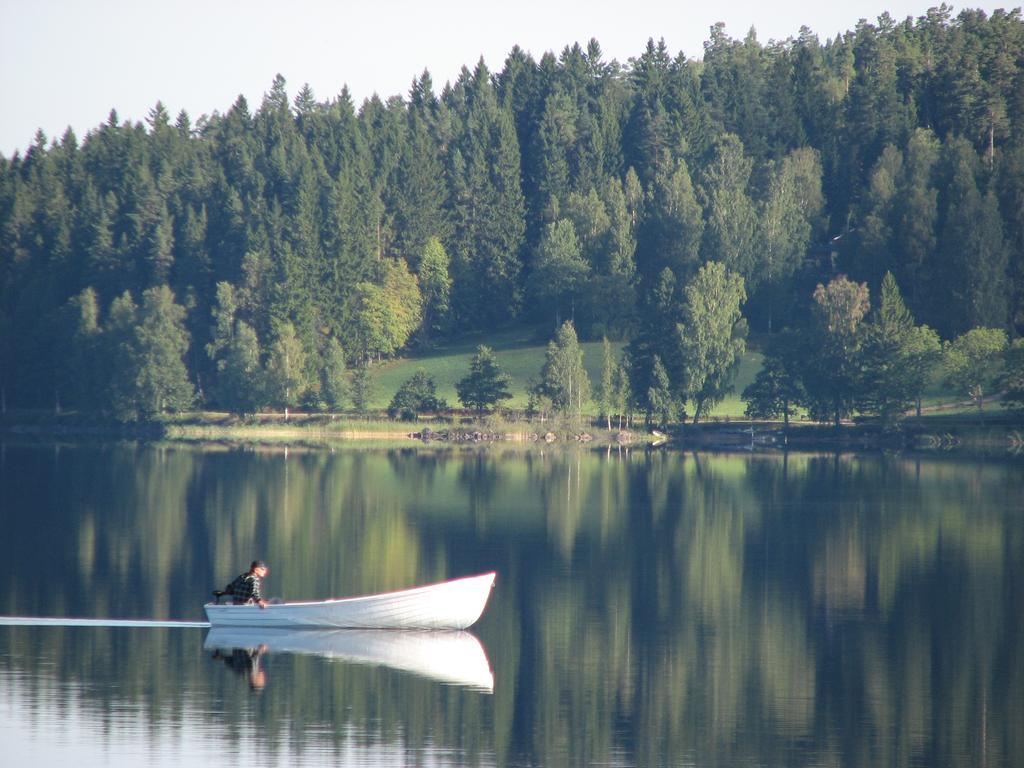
[1,442,1021,767]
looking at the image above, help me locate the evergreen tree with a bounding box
[639,155,703,282]
[322,336,347,411]
[529,218,590,322]
[999,339,1024,413]
[997,144,1024,333]
[628,267,682,408]
[742,330,806,428]
[859,273,941,425]
[894,129,940,314]
[447,60,526,327]
[754,148,822,330]
[699,134,757,281]
[350,363,372,415]
[390,96,449,263]
[456,345,513,415]
[934,137,1009,334]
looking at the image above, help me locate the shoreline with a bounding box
[2,411,1022,454]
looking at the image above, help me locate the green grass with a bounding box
[364,326,763,417]
[364,328,988,424]
[364,326,612,410]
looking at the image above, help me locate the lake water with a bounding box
[1,440,1022,767]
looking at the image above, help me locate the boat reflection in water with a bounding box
[204,627,494,692]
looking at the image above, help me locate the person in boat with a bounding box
[223,560,269,608]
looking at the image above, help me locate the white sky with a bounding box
[0,0,1011,156]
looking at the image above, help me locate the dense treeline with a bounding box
[2,7,1023,419]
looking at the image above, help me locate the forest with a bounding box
[1,6,1022,422]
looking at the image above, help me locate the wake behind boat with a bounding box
[204,572,496,630]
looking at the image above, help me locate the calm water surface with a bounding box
[1,441,1022,767]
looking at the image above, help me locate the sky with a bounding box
[0,0,1009,156]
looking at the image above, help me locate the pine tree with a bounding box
[859,273,941,425]
[447,60,526,327]
[894,129,940,314]
[934,137,1009,334]
[456,345,513,415]
[699,134,757,281]
[322,336,347,411]
[742,330,806,428]
[350,363,372,415]
[639,155,703,283]
[1000,339,1024,413]
[529,219,590,322]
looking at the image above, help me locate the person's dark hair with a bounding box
[250,560,266,570]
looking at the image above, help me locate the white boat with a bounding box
[204,572,496,630]
[204,627,494,691]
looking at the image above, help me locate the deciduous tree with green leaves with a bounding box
[597,337,616,429]
[388,369,446,420]
[646,355,679,429]
[943,327,1008,411]
[678,261,747,422]
[417,236,451,342]
[131,285,195,420]
[537,320,591,425]
[803,276,871,427]
[217,320,264,417]
[265,321,308,418]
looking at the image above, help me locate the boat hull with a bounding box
[204,572,495,630]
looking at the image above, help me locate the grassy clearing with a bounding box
[366,326,626,412]
[368,330,764,418]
